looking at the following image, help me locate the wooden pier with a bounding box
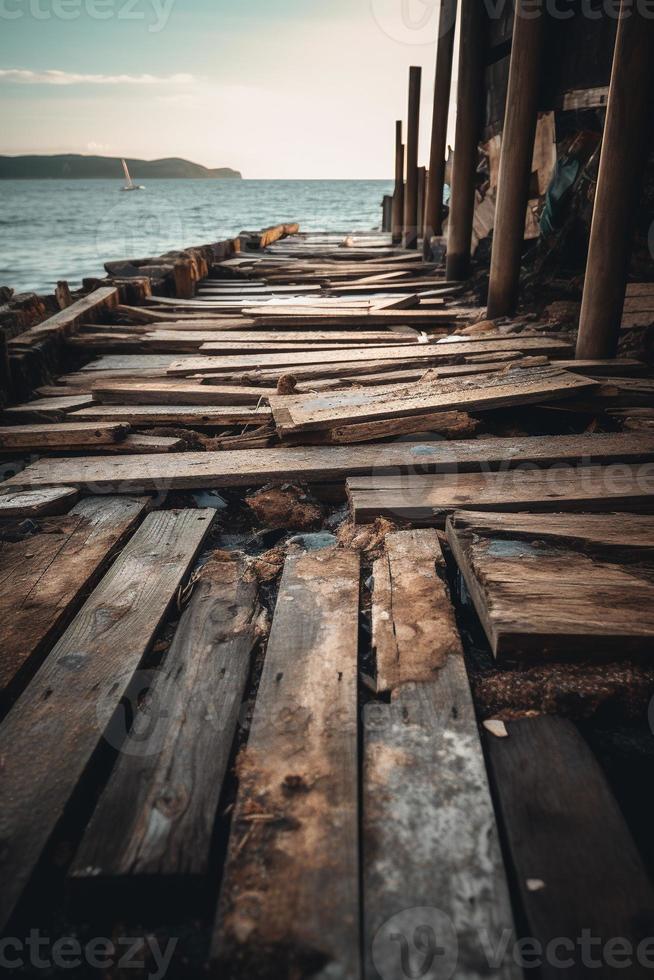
[1,221,654,977]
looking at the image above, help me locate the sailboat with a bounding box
[120,158,145,192]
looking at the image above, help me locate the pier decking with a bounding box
[1,229,654,977]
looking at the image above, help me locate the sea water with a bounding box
[0,178,393,293]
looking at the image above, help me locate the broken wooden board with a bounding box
[446,511,654,659]
[6,433,654,494]
[365,530,519,980]
[447,510,654,557]
[91,381,268,407]
[168,337,574,376]
[318,410,480,444]
[0,486,79,517]
[485,717,654,979]
[269,366,598,435]
[71,405,272,427]
[0,508,214,930]
[9,287,118,343]
[0,421,130,452]
[106,434,185,454]
[349,463,654,527]
[2,395,95,423]
[212,548,360,978]
[0,496,148,709]
[70,553,260,892]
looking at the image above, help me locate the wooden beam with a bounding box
[211,548,360,976]
[365,530,520,980]
[5,432,654,494]
[576,1,654,358]
[391,121,404,245]
[424,0,458,248]
[403,66,422,250]
[446,0,484,280]
[487,1,546,317]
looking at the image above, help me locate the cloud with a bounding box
[0,69,194,86]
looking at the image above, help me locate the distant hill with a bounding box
[0,154,242,180]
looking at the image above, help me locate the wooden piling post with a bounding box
[446,0,484,280]
[391,122,404,245]
[417,166,427,240]
[576,2,654,359]
[424,0,458,257]
[487,0,546,318]
[382,195,393,232]
[403,66,422,250]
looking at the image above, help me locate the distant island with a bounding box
[0,154,242,180]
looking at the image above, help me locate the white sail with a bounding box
[121,158,134,188]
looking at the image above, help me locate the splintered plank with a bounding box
[168,337,573,375]
[447,510,654,556]
[350,462,654,527]
[106,434,186,454]
[0,496,148,708]
[6,433,654,494]
[485,717,654,978]
[0,486,79,517]
[71,405,271,427]
[70,553,260,891]
[0,421,130,451]
[365,531,519,980]
[0,508,214,929]
[212,548,360,978]
[269,366,598,435]
[447,513,654,659]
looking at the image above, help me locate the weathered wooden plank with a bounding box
[0,421,129,451]
[10,287,118,343]
[486,716,654,978]
[0,508,214,929]
[70,553,260,888]
[447,510,654,555]
[447,510,654,659]
[6,433,654,494]
[211,548,360,978]
[365,530,519,979]
[350,463,654,527]
[270,366,598,434]
[106,433,185,453]
[325,409,479,444]
[0,486,79,517]
[169,337,574,376]
[91,381,267,407]
[2,395,95,423]
[0,496,148,708]
[71,405,271,426]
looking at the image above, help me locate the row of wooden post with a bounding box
[392,0,654,358]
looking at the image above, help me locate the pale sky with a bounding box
[0,0,458,178]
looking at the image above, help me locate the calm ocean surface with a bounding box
[0,179,393,294]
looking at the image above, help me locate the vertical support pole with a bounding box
[382,195,393,232]
[403,66,422,249]
[446,0,484,280]
[576,3,654,359]
[417,166,427,241]
[487,0,546,318]
[424,0,458,257]
[391,121,405,245]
